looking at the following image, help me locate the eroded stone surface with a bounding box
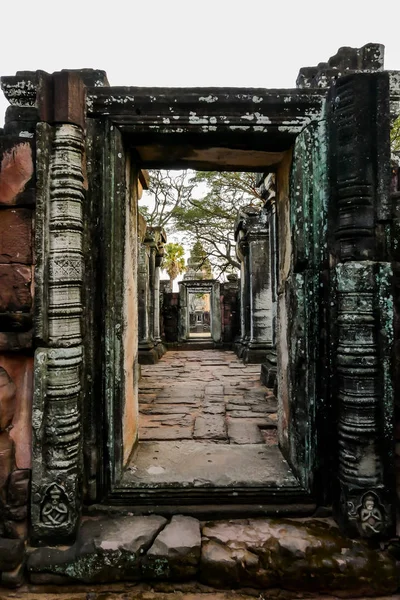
[0,366,16,431]
[20,514,400,594]
[0,537,25,571]
[28,515,167,583]
[144,515,201,579]
[200,518,398,594]
[139,350,277,444]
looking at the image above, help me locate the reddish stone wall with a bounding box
[0,125,35,544]
[220,279,240,346]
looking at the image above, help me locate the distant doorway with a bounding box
[189,292,211,338]
[178,280,221,345]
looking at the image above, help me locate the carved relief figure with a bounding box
[41,483,70,527]
[358,493,384,535]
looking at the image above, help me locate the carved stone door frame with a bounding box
[178,280,221,344]
[24,72,395,544]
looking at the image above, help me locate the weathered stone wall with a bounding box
[275,151,292,455]
[122,157,140,465]
[0,110,36,558]
[220,277,240,346]
[392,165,400,531]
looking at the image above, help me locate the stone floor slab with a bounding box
[138,350,277,445]
[125,441,298,487]
[193,415,227,441]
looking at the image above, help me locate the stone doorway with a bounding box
[179,280,221,345]
[189,292,211,338]
[11,52,393,543]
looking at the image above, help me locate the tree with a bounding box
[139,170,195,231]
[174,171,263,277]
[162,243,186,289]
[141,169,263,278]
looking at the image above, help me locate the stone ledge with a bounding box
[17,515,398,595]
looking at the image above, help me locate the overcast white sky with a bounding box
[1,0,399,124]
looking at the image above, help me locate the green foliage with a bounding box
[140,170,195,230]
[174,171,263,276]
[391,115,400,154]
[162,242,186,285]
[142,169,263,278]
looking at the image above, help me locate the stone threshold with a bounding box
[3,587,400,600]
[2,515,398,594]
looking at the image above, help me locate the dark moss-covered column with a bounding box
[328,72,395,538]
[234,225,250,358]
[147,227,167,358]
[138,224,158,365]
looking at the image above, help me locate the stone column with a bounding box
[210,280,222,345]
[259,174,278,387]
[235,206,273,364]
[147,227,167,358]
[234,232,249,358]
[138,220,158,365]
[328,72,394,538]
[178,282,189,342]
[5,71,90,545]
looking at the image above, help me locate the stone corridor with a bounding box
[138,349,278,444]
[123,350,299,490]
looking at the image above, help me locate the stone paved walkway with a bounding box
[139,350,277,445]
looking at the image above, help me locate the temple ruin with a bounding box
[1,43,400,594]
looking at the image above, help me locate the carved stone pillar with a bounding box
[32,123,85,544]
[328,72,394,538]
[234,234,249,358]
[138,229,158,365]
[259,174,278,387]
[147,227,167,358]
[235,206,273,364]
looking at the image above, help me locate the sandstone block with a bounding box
[144,515,201,580]
[194,415,226,441]
[28,515,167,583]
[0,367,16,431]
[0,141,33,205]
[0,264,32,312]
[0,537,25,572]
[7,469,30,507]
[1,562,25,587]
[0,209,32,264]
[200,518,398,595]
[0,432,14,489]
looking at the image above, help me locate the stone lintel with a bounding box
[86,86,325,143]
